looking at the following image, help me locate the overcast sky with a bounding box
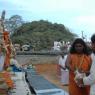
[0,0,95,41]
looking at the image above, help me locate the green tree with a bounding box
[12,20,77,50]
[5,15,23,34]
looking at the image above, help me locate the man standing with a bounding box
[77,34,95,95]
[58,52,69,85]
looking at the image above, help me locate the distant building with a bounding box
[53,41,62,51]
[22,44,30,51]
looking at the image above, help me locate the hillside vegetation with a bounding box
[12,20,76,50]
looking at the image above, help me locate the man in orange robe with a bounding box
[66,38,92,95]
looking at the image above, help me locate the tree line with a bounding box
[5,15,77,51]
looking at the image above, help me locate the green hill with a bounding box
[12,20,77,50]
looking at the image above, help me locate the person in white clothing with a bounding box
[76,34,95,95]
[58,52,69,85]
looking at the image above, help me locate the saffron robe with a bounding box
[69,54,91,95]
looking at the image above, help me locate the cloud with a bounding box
[1,0,95,15]
[0,0,95,40]
[0,0,89,12]
[76,15,95,24]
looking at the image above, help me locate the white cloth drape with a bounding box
[58,55,69,85]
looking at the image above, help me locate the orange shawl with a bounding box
[69,54,91,95]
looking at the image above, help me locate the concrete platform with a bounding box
[26,69,69,95]
[9,72,32,95]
